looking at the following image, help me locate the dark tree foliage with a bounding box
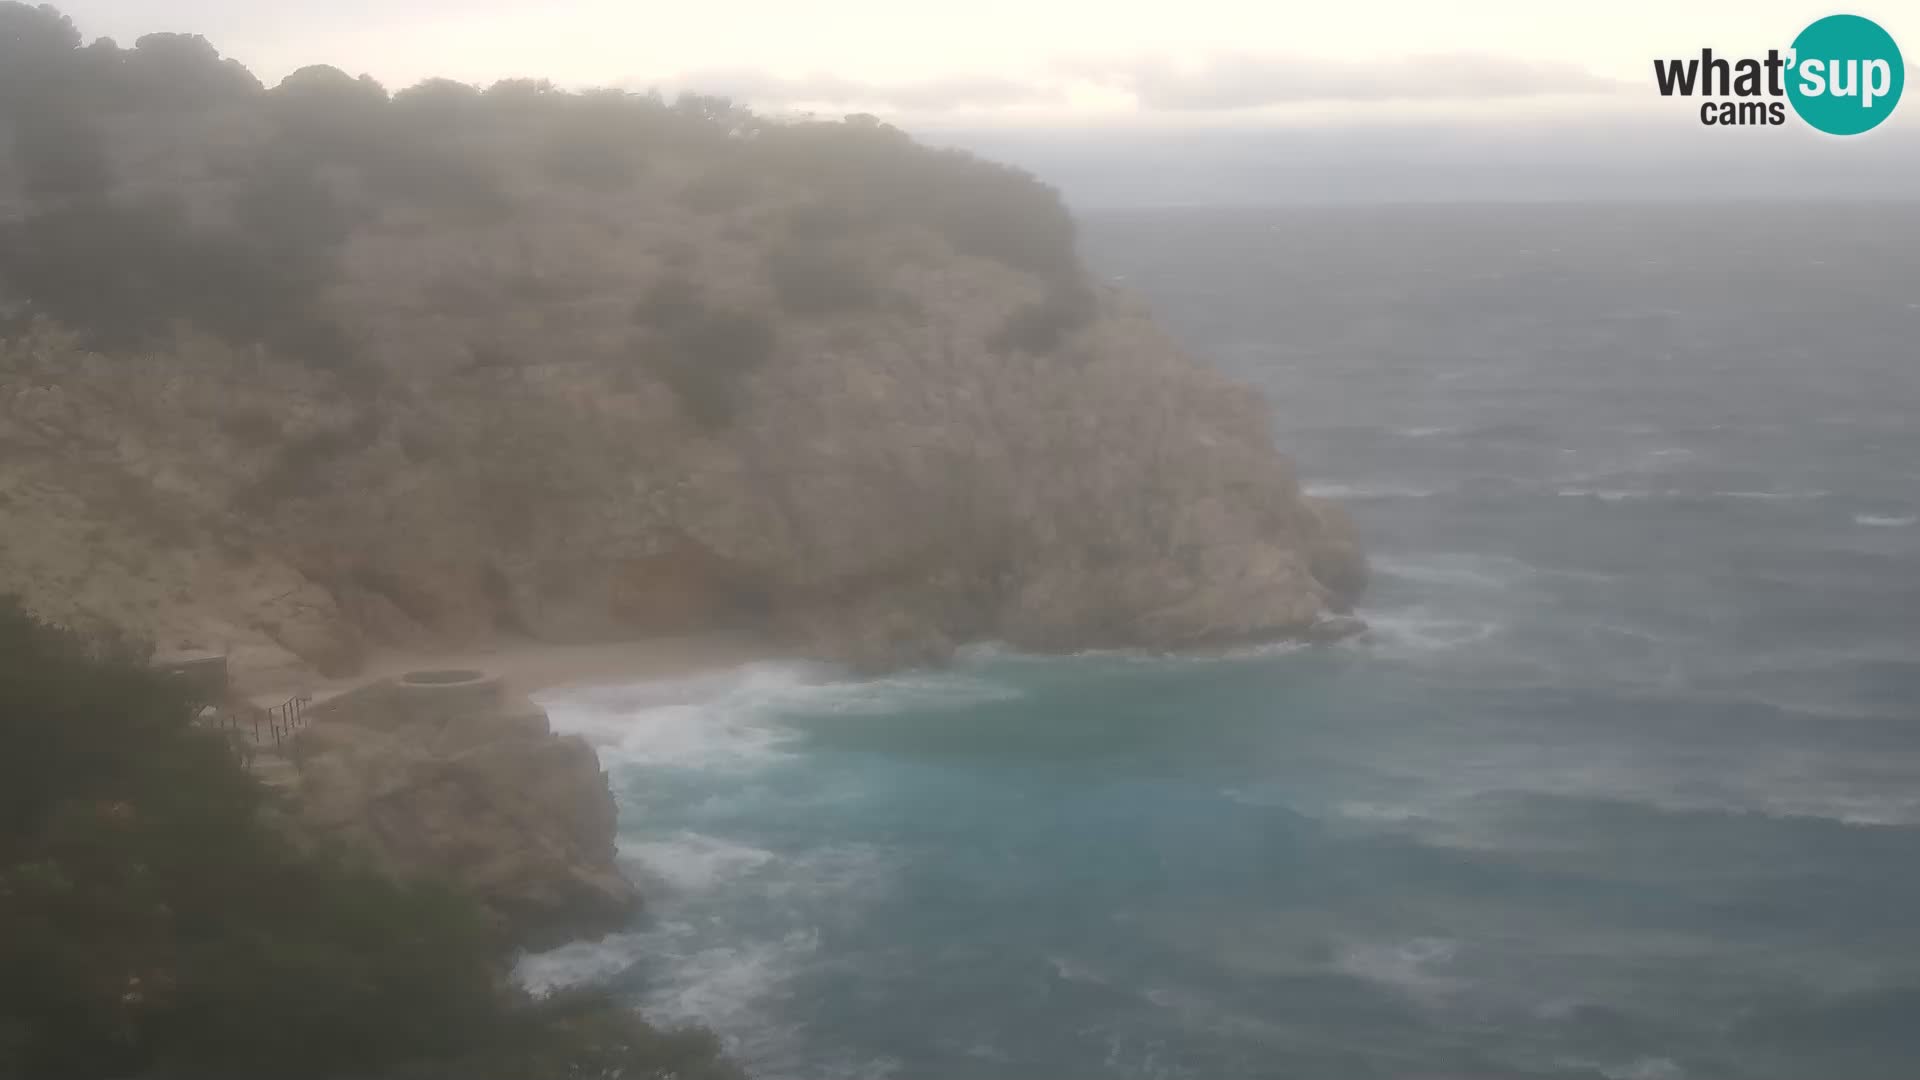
[766,244,880,316]
[0,197,355,369]
[0,2,79,58]
[633,277,776,428]
[673,91,741,127]
[633,273,707,331]
[665,308,777,428]
[0,599,745,1080]
[988,278,1098,356]
[1,4,109,200]
[232,152,360,253]
[390,76,482,120]
[0,599,490,1079]
[678,166,760,214]
[8,107,111,201]
[231,412,382,511]
[122,32,263,105]
[268,64,392,156]
[266,69,510,216]
[2,0,1092,382]
[0,10,364,371]
[753,119,1083,280]
[485,76,562,104]
[539,99,647,190]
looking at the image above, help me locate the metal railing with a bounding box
[259,694,313,748]
[212,694,314,748]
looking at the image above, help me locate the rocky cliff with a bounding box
[0,11,1365,681]
[285,669,639,947]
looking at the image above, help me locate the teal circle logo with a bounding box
[1787,14,1904,135]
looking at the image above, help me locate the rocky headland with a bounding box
[0,16,1366,687]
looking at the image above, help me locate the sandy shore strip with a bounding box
[241,631,782,708]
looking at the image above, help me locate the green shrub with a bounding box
[8,106,112,202]
[766,244,879,316]
[659,308,776,428]
[633,273,706,331]
[632,277,776,427]
[120,32,262,107]
[678,168,758,214]
[389,77,482,124]
[750,119,1081,279]
[0,598,743,1080]
[232,414,377,509]
[217,407,282,447]
[0,198,352,370]
[232,153,358,253]
[540,126,642,190]
[987,278,1096,355]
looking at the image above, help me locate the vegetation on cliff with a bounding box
[0,0,1086,394]
[0,598,741,1079]
[0,2,1363,682]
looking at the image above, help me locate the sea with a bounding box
[517,203,1920,1080]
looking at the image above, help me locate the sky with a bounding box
[40,1,1920,203]
[45,1,1910,121]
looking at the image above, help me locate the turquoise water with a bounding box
[520,205,1920,1080]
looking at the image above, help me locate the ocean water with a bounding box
[520,204,1920,1080]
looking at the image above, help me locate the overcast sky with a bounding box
[42,1,1920,203]
[45,2,1910,121]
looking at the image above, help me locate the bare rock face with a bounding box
[0,99,1368,679]
[286,670,638,948]
[1302,498,1369,611]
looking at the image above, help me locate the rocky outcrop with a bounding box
[1,289,1367,677]
[0,49,1367,679]
[285,670,638,947]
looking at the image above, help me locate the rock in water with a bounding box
[286,670,638,948]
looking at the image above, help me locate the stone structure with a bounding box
[285,669,638,948]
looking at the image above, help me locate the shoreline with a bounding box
[236,616,1370,711]
[240,630,785,708]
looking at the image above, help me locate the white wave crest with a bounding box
[514,931,649,995]
[1714,489,1827,501]
[538,662,822,772]
[1049,954,1111,985]
[621,831,777,894]
[1373,553,1532,590]
[538,661,1022,775]
[1361,608,1502,655]
[517,841,888,1070]
[1558,487,1828,503]
[1855,513,1917,528]
[1333,800,1428,823]
[1334,937,1463,995]
[1604,1058,1687,1080]
[649,929,821,1032]
[1557,487,1654,501]
[1304,482,1439,499]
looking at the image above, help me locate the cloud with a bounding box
[657,69,1058,111]
[655,52,1635,116]
[1078,52,1636,110]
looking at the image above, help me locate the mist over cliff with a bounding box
[0,2,1363,683]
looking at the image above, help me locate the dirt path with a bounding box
[240,631,782,710]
